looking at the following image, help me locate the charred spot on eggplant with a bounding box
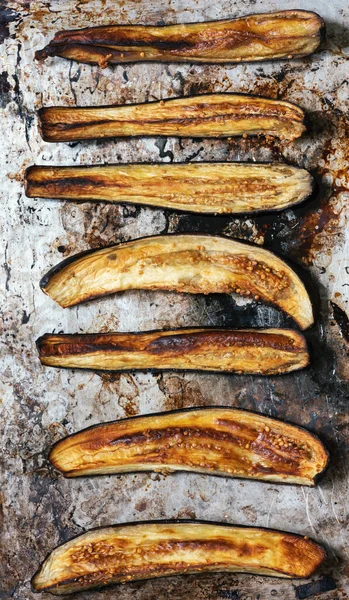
[38,94,306,143]
[31,520,326,594]
[36,328,309,375]
[40,234,314,329]
[49,407,328,486]
[35,10,324,67]
[25,162,314,215]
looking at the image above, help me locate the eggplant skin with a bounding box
[35,10,324,66]
[36,328,309,375]
[31,520,326,594]
[40,234,314,329]
[25,163,314,215]
[38,94,306,142]
[49,407,329,486]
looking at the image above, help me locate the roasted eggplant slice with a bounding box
[25,163,313,215]
[35,10,324,67]
[32,520,326,594]
[37,328,309,375]
[40,234,314,329]
[49,407,328,485]
[38,94,306,142]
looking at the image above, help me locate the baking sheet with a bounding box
[1,0,349,598]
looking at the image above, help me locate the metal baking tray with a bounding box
[1,0,348,598]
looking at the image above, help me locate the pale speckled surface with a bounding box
[1,0,349,599]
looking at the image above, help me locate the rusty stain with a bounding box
[284,112,348,266]
[177,507,197,520]
[158,374,207,411]
[135,499,147,512]
[241,506,257,524]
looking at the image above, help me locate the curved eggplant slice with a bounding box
[40,234,314,329]
[25,163,314,215]
[37,328,309,375]
[31,520,326,594]
[38,94,305,143]
[49,407,328,486]
[35,10,324,67]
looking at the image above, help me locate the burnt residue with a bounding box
[81,202,124,249]
[173,212,257,240]
[0,5,19,44]
[217,590,241,599]
[331,302,349,343]
[295,575,337,599]
[36,333,131,357]
[155,138,174,162]
[55,201,125,261]
[9,41,36,148]
[0,70,11,107]
[147,330,303,354]
[37,329,305,358]
[259,109,349,266]
[3,241,11,291]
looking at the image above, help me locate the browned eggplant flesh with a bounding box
[37,328,309,375]
[40,235,314,329]
[38,94,306,142]
[32,521,326,594]
[49,407,328,485]
[35,10,324,67]
[25,162,314,215]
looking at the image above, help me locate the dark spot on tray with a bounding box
[0,71,11,107]
[77,202,123,248]
[135,499,147,512]
[331,302,349,343]
[0,6,19,44]
[295,575,337,599]
[186,79,215,96]
[217,590,241,599]
[21,310,30,324]
[108,253,117,260]
[185,146,204,162]
[273,68,287,83]
[155,138,174,162]
[98,372,121,384]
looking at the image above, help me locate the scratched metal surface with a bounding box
[1,0,349,599]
